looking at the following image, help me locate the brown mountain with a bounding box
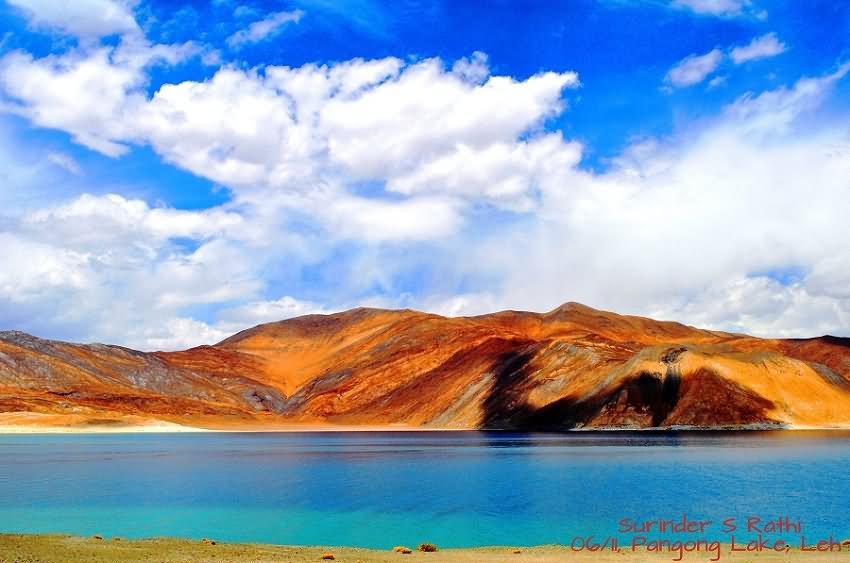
[1,302,849,431]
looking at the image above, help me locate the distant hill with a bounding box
[2,302,849,431]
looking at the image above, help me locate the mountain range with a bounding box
[1,302,849,431]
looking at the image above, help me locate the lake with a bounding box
[0,431,848,548]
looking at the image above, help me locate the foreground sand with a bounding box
[2,534,850,563]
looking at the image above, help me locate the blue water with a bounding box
[0,431,848,547]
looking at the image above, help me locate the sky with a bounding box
[0,0,849,350]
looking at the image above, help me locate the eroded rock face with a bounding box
[1,303,849,430]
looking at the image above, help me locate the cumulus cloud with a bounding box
[1,44,578,248]
[1,192,263,348]
[0,233,91,302]
[730,32,787,64]
[0,48,145,156]
[1,2,849,349]
[21,193,243,249]
[226,9,304,47]
[0,40,197,156]
[132,54,579,210]
[665,48,723,87]
[650,277,850,338]
[386,134,582,211]
[6,0,140,38]
[437,64,850,338]
[6,61,850,345]
[319,62,579,185]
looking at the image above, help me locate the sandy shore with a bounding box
[0,421,453,434]
[0,413,209,434]
[1,534,850,563]
[0,412,463,434]
[1,411,850,434]
[0,422,207,434]
[3,424,850,434]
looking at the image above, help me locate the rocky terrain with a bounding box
[1,302,849,430]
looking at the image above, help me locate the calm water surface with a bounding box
[0,431,848,547]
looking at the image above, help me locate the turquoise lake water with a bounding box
[0,431,848,547]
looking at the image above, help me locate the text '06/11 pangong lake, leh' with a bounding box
[1,0,850,562]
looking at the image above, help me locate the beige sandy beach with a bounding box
[0,412,466,433]
[1,534,850,563]
[5,425,850,434]
[0,413,209,434]
[2,411,850,435]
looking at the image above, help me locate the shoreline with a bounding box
[2,533,850,563]
[5,426,850,435]
[3,422,850,435]
[2,412,850,435]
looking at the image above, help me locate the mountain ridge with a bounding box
[1,302,849,431]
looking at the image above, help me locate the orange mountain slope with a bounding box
[1,302,849,430]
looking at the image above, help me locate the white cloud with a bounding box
[137,295,332,350]
[1,192,267,349]
[707,75,727,88]
[132,56,577,208]
[665,48,723,87]
[664,33,786,90]
[137,317,231,351]
[650,277,850,338]
[385,134,582,211]
[215,296,330,332]
[0,39,197,156]
[0,233,91,301]
[139,66,306,187]
[437,64,850,337]
[152,240,263,309]
[730,32,787,64]
[21,193,243,250]
[2,33,850,348]
[0,50,575,252]
[226,9,304,48]
[6,0,140,38]
[233,5,259,19]
[451,51,490,83]
[671,0,761,18]
[2,48,577,215]
[201,49,223,66]
[419,292,503,318]
[320,194,463,242]
[0,48,146,155]
[46,151,82,175]
[320,61,578,183]
[723,62,850,134]
[3,9,575,348]
[806,257,850,300]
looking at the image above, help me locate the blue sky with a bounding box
[1,0,849,349]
